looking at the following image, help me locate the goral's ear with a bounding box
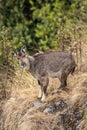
[21,45,27,53]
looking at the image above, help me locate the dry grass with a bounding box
[1,71,87,130]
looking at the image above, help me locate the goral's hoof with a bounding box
[37,97,42,101]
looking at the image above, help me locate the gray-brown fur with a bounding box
[13,47,76,101]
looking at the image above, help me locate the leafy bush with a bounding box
[0,0,87,55]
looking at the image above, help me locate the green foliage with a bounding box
[0,26,13,64]
[0,0,87,55]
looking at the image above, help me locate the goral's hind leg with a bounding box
[59,73,67,90]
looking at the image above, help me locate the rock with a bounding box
[55,99,67,111]
[33,102,43,108]
[60,109,83,130]
[44,106,55,113]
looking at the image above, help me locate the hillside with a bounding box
[0,44,87,130]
